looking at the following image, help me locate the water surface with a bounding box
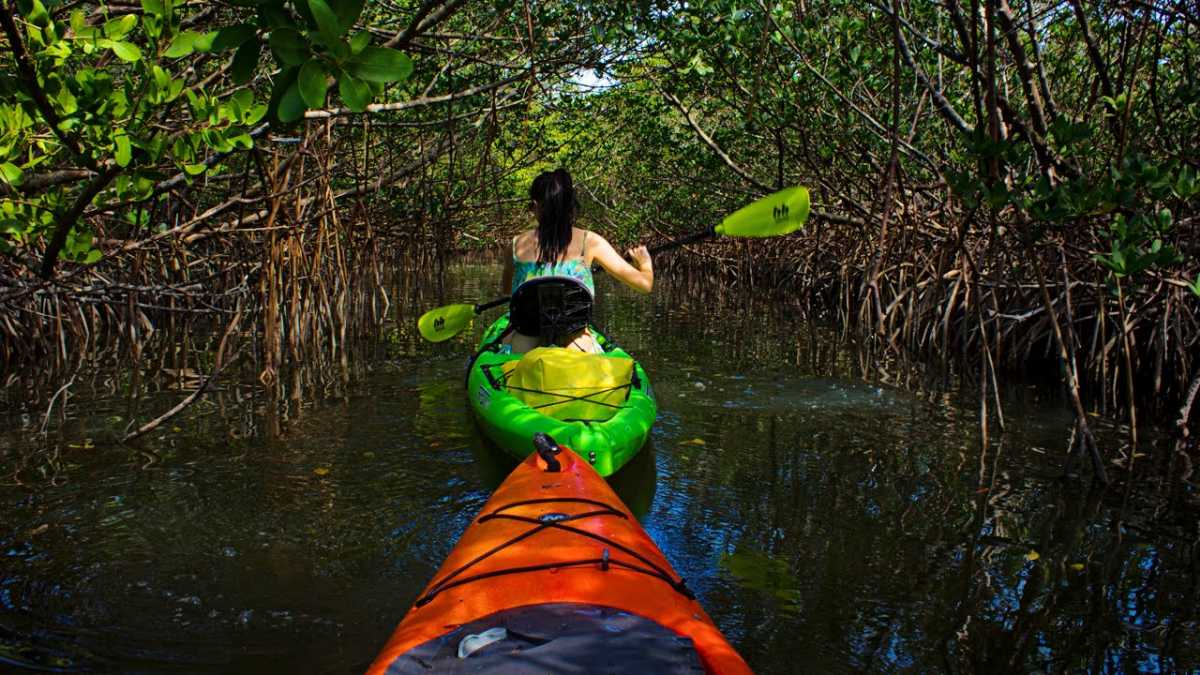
[1,263,1196,673]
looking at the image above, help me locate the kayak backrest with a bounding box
[509,275,593,344]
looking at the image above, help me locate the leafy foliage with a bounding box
[0,0,410,266]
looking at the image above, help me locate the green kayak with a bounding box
[466,315,656,476]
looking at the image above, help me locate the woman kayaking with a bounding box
[501,168,653,354]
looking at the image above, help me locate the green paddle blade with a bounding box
[716,186,810,237]
[417,303,476,342]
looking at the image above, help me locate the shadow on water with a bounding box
[0,260,1197,673]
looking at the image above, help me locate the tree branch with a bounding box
[303,74,525,118]
[658,89,773,193]
[39,165,120,278]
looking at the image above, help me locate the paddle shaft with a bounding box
[647,225,716,256]
[476,296,510,313]
[472,225,717,313]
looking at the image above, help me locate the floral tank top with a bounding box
[511,231,595,295]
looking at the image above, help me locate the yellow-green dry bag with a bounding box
[502,347,633,422]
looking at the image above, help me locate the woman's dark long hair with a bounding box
[530,168,577,263]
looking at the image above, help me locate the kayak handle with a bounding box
[533,432,561,472]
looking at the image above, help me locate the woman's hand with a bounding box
[627,245,652,271]
[591,234,653,294]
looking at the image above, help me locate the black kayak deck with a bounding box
[385,602,705,674]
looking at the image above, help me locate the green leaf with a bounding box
[0,162,23,186]
[1157,208,1172,231]
[193,31,217,52]
[229,89,254,118]
[164,30,201,57]
[327,36,350,61]
[277,79,306,122]
[132,132,166,161]
[307,0,344,43]
[333,0,366,32]
[298,59,329,108]
[337,72,369,112]
[345,47,412,83]
[55,86,77,115]
[23,0,48,26]
[203,128,233,152]
[348,30,369,55]
[83,248,102,264]
[69,10,97,38]
[141,0,165,16]
[259,3,296,30]
[103,14,138,39]
[228,132,254,149]
[108,40,142,62]
[688,53,712,76]
[244,103,268,125]
[114,132,132,167]
[183,162,207,175]
[267,66,298,123]
[1175,166,1196,199]
[231,38,261,84]
[152,64,171,90]
[269,27,309,66]
[212,22,257,51]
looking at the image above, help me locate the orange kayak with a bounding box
[367,433,752,674]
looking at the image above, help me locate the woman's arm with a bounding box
[588,233,653,294]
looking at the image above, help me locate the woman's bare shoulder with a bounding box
[512,229,537,259]
[582,228,611,247]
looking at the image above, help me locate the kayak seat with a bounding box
[509,276,594,345]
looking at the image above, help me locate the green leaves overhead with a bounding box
[0,0,309,267]
[247,1,411,122]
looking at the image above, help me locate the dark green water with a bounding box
[1,263,1197,673]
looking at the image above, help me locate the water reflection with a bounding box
[0,262,1195,673]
